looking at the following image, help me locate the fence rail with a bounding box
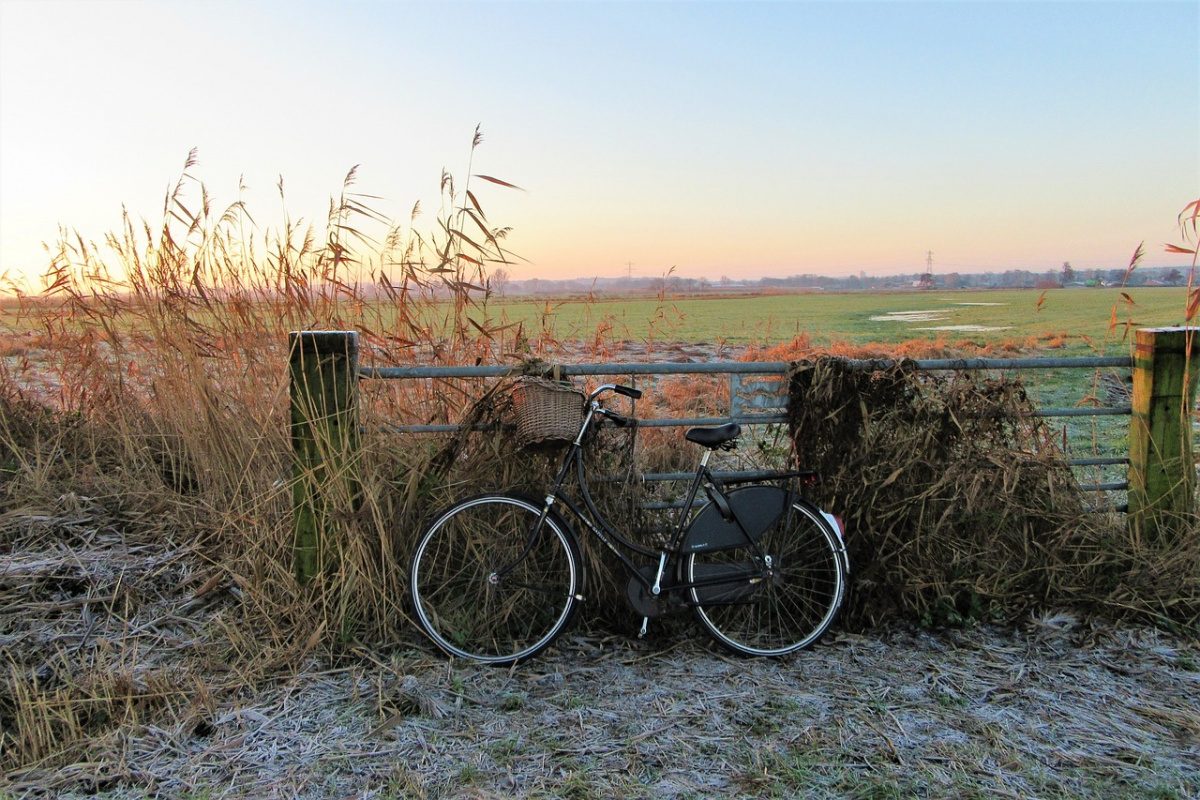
[361,354,1132,380]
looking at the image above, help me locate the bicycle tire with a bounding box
[685,498,846,657]
[409,494,583,665]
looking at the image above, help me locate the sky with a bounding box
[0,0,1197,287]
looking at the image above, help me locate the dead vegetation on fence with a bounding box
[786,358,1200,630]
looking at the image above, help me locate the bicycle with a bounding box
[409,383,849,665]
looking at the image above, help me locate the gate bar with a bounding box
[361,354,1131,380]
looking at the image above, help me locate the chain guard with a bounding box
[624,564,682,617]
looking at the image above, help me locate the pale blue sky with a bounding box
[1,0,1196,283]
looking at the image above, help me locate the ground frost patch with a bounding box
[12,618,1196,800]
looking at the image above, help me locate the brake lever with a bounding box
[600,408,633,428]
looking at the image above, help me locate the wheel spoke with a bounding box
[688,500,845,656]
[411,496,580,664]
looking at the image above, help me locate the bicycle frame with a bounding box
[500,385,780,601]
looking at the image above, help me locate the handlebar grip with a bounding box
[614,385,643,400]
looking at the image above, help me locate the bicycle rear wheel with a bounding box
[409,494,583,665]
[685,499,846,657]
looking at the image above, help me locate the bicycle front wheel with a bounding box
[409,494,583,665]
[686,499,846,657]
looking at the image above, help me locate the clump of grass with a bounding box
[2,654,190,776]
[786,357,1200,628]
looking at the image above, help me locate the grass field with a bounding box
[3,286,1189,353]
[2,285,1182,473]
[474,286,1191,351]
[451,285,1186,480]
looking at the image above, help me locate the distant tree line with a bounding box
[487,265,1189,297]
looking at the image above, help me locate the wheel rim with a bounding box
[688,503,844,656]
[412,497,577,664]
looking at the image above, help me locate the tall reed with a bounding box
[0,132,549,657]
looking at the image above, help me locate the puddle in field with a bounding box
[869,309,952,322]
[872,304,1012,327]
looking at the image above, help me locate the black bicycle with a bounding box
[409,383,849,665]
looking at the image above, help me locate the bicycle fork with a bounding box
[494,444,578,583]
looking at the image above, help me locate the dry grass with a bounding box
[0,136,543,772]
[739,331,1075,363]
[0,488,223,782]
[0,138,711,775]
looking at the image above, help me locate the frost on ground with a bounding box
[15,626,1200,800]
[2,511,1197,800]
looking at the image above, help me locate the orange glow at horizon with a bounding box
[1,2,1196,288]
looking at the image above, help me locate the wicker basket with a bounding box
[511,376,586,447]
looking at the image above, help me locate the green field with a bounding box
[475,287,1191,351]
[4,286,1190,353]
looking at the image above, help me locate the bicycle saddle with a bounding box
[685,423,742,448]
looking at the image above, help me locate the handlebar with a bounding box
[587,383,643,402]
[586,384,641,430]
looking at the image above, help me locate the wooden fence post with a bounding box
[1128,326,1200,534]
[289,331,360,584]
